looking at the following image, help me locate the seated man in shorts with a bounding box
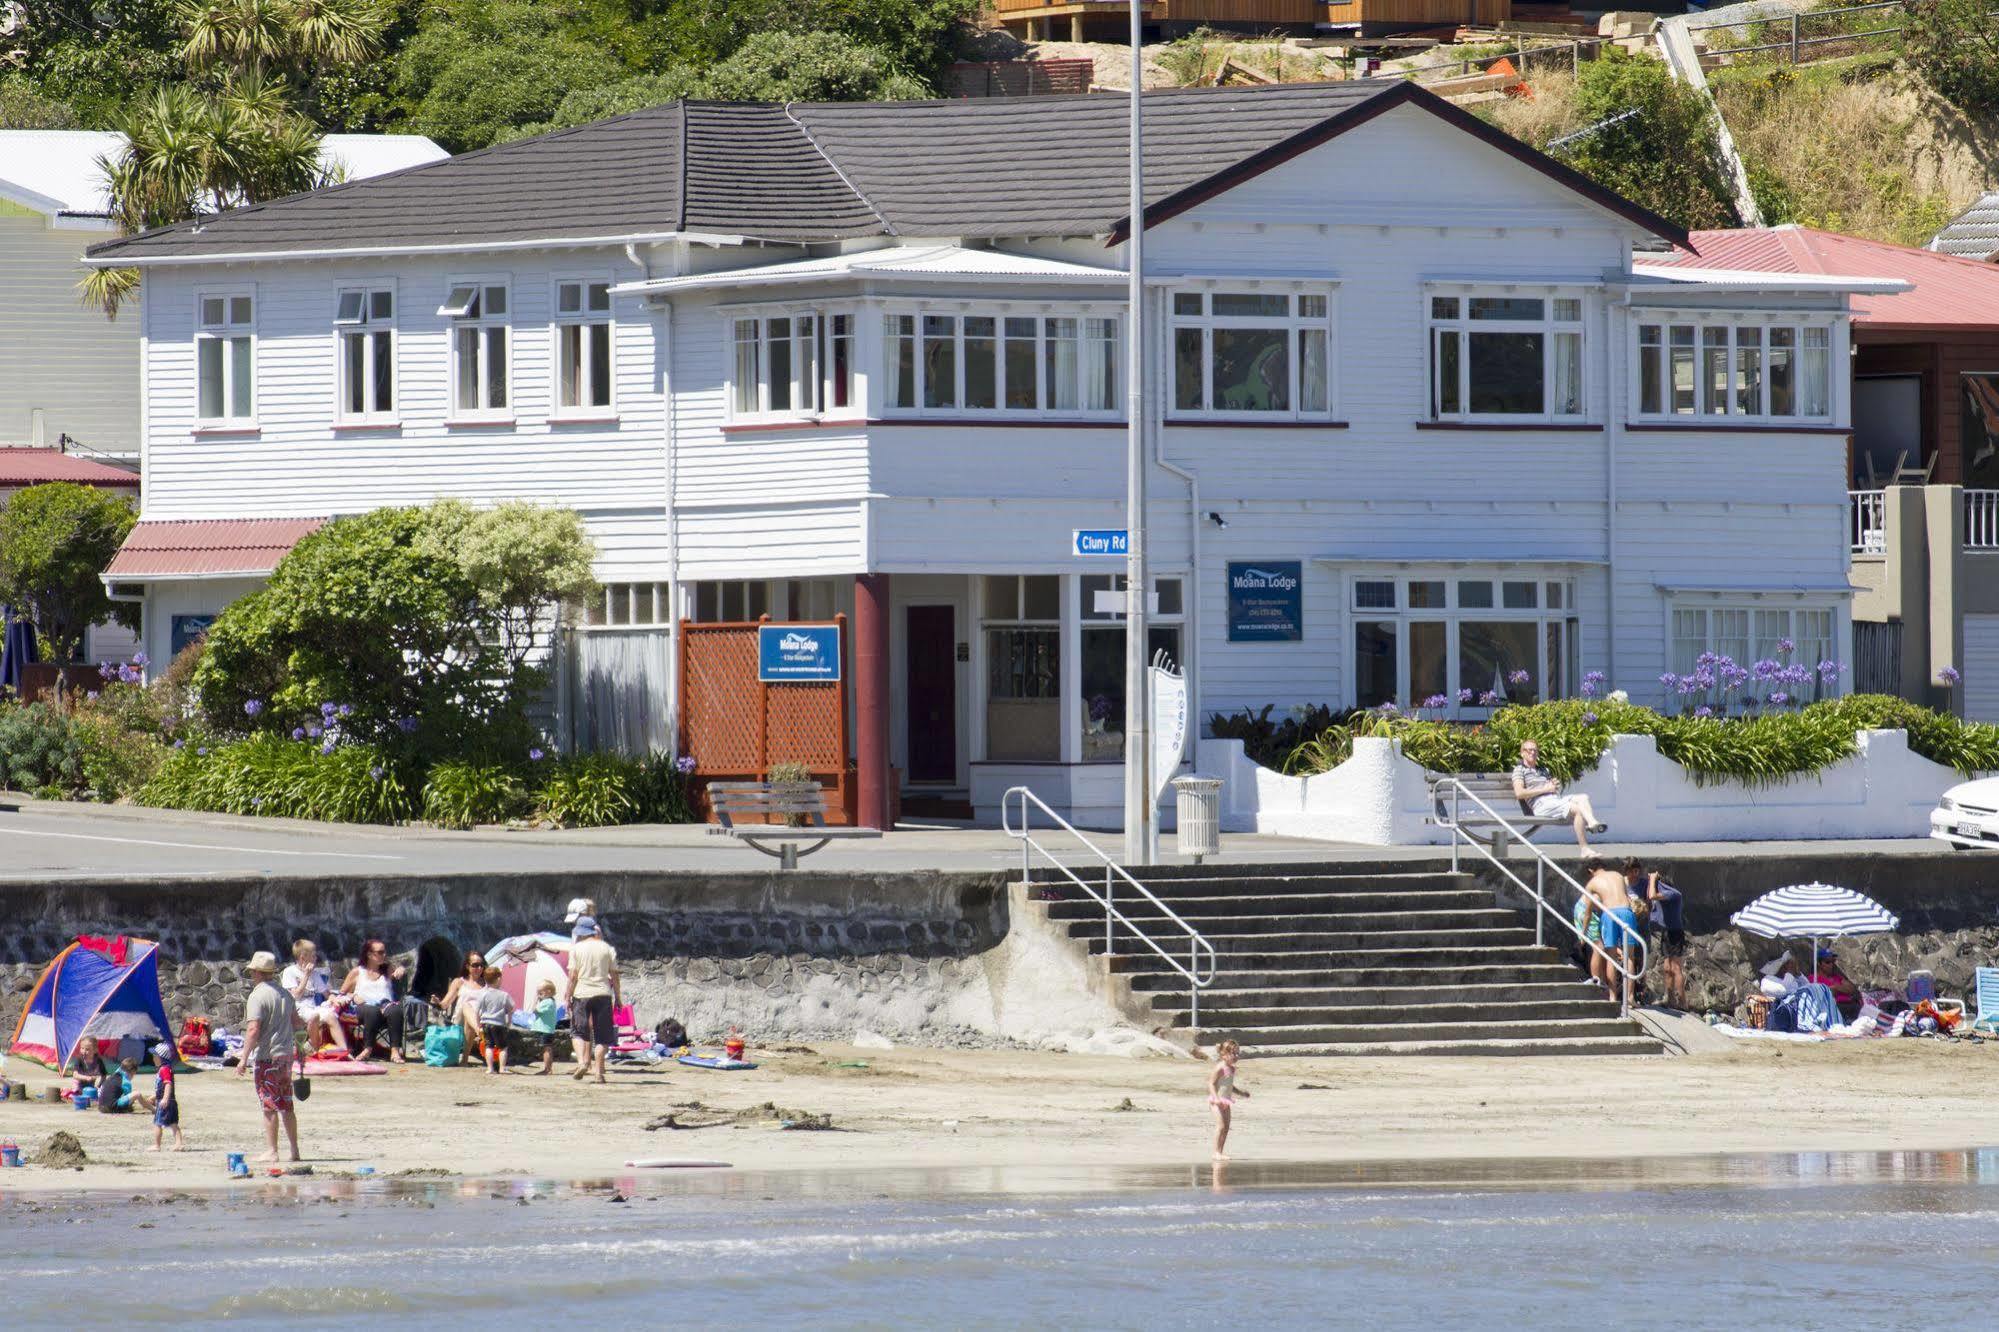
[1511,739,1607,851]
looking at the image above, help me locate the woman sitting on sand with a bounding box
[434,951,490,1064]
[338,940,408,1064]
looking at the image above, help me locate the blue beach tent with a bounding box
[7,937,173,1070]
[0,604,37,695]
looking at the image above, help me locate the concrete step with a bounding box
[1065,909,1528,940]
[1170,998,1625,1029]
[1143,981,1609,1011]
[1124,963,1584,990]
[1201,1016,1647,1045]
[1112,944,1569,970]
[1042,890,1497,920]
[1060,871,1478,900]
[1231,1035,1665,1057]
[1103,927,1541,953]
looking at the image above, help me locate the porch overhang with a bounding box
[101,517,326,584]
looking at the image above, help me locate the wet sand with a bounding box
[2,1039,1996,1193]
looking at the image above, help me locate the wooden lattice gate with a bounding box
[678,615,854,824]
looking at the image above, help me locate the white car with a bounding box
[1932,777,1999,849]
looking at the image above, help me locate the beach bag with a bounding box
[654,1018,688,1049]
[178,1017,212,1058]
[422,1023,464,1067]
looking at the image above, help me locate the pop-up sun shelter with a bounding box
[8,936,173,1070]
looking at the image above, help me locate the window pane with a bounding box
[770,317,794,412]
[1470,296,1542,321]
[965,320,997,410]
[1298,327,1328,414]
[557,283,581,315]
[229,337,252,417]
[797,316,819,412]
[485,285,507,316]
[229,296,252,325]
[1080,573,1116,621]
[1211,327,1288,412]
[371,329,392,412]
[1468,331,1543,414]
[1044,318,1079,412]
[1212,292,1288,317]
[887,316,915,410]
[1736,326,1762,416]
[1434,330,1460,415]
[1409,580,1446,609]
[1173,292,1202,315]
[986,628,1059,760]
[1298,293,1327,319]
[983,575,1018,620]
[1155,577,1183,617]
[202,296,226,327]
[1410,621,1447,702]
[1174,327,1204,411]
[732,323,758,414]
[560,324,580,406]
[1084,317,1117,412]
[344,333,365,414]
[1502,580,1537,609]
[1081,625,1127,759]
[1553,297,1581,321]
[1005,324,1037,410]
[1355,621,1398,708]
[1461,621,1537,703]
[1022,575,1060,621]
[1640,328,1662,415]
[1768,327,1795,416]
[336,290,364,323]
[455,328,479,410]
[1546,581,1565,610]
[589,324,610,406]
[1553,330,1581,415]
[1701,326,1729,414]
[1670,326,1696,414]
[922,315,956,409]
[830,314,851,409]
[588,283,610,312]
[1802,327,1830,415]
[1354,579,1395,610]
[198,338,223,418]
[1457,580,1494,609]
[369,289,392,320]
[1430,296,1459,320]
[486,327,507,408]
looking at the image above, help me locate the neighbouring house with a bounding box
[1929,191,1999,263]
[86,82,1884,826]
[988,0,1511,42]
[0,445,145,670]
[1654,224,1999,718]
[0,129,448,467]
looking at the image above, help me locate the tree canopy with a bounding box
[0,483,139,664]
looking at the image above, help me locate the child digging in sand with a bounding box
[1207,1040,1248,1160]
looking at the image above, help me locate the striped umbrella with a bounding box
[1731,882,1900,983]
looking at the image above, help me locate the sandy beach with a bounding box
[3,1036,1997,1193]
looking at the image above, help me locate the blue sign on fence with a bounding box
[1227,562,1303,642]
[1073,528,1129,557]
[758,623,842,682]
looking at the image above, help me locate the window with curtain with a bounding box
[1634,318,1835,420]
[441,282,509,417]
[729,310,849,420]
[1349,575,1577,713]
[1169,289,1333,419]
[882,311,1119,418]
[334,287,395,422]
[554,279,613,413]
[1428,293,1583,420]
[1670,603,1838,704]
[196,291,255,422]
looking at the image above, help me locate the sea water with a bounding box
[4,1149,1998,1328]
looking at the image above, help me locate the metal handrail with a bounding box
[1435,778,1648,1016]
[1002,785,1218,1026]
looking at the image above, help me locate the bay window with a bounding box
[334,287,395,422]
[1635,318,1832,420]
[731,311,851,419]
[441,281,509,417]
[554,279,613,414]
[1079,575,1184,760]
[983,575,1061,760]
[1170,289,1333,419]
[1429,292,1583,420]
[196,291,255,423]
[883,310,1117,417]
[1351,574,1577,713]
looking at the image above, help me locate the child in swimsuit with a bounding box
[1207,1040,1249,1161]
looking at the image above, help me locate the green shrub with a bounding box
[0,702,90,797]
[629,750,701,824]
[1207,703,1345,769]
[536,753,638,827]
[1559,47,1737,231]
[1903,0,1999,115]
[421,759,529,829]
[139,734,414,823]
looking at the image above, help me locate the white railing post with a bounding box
[1966,490,1999,551]
[1850,490,1886,555]
[1105,863,1114,959]
[1535,857,1545,948]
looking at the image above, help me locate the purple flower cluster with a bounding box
[1941,665,1963,686]
[96,659,144,685]
[1420,694,1449,710]
[1507,670,1531,687]
[528,747,546,762]
[1580,670,1606,699]
[1478,690,1500,706]
[243,699,264,718]
[1457,688,1475,705]
[675,755,698,776]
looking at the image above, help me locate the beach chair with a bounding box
[1974,967,1999,1036]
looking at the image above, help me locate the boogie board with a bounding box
[301,1059,389,1076]
[624,1158,732,1169]
[677,1054,757,1071]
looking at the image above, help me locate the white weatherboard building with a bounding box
[89,83,1893,826]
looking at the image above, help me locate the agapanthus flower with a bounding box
[1421,694,1449,709]
[370,766,384,781]
[1769,691,1790,707]
[244,699,264,718]
[195,746,207,757]
[306,723,323,739]
[1776,638,1796,658]
[528,747,546,762]
[1817,660,1841,682]
[320,702,338,718]
[1941,665,1963,686]
[675,756,697,775]
[1694,706,1714,719]
[337,704,353,718]
[1582,711,1599,725]
[131,652,147,668]
[1478,690,1500,706]
[291,727,306,741]
[1507,670,1531,686]
[97,662,117,680]
[172,739,185,751]
[397,716,419,734]
[1457,688,1474,704]
[1659,672,1678,690]
[319,739,336,756]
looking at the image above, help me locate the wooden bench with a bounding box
[1425,772,1571,855]
[706,781,882,869]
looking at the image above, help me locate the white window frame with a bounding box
[1666,598,1841,705]
[1632,314,1837,424]
[194,287,257,426]
[1347,570,1580,716]
[725,307,855,423]
[332,284,397,426]
[1168,285,1337,422]
[551,275,616,420]
[442,277,512,423]
[877,303,1123,421]
[576,581,672,629]
[1427,286,1587,423]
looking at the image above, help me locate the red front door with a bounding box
[905,605,957,783]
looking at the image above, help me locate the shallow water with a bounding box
[6,1149,1999,1328]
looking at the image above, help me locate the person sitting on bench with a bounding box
[1511,739,1606,852]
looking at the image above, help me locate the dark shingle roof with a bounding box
[88,83,1681,261]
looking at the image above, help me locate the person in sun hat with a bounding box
[563,916,621,1085]
[239,950,304,1164]
[563,897,608,941]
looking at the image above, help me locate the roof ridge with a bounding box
[780,101,893,237]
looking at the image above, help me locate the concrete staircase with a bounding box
[1025,861,1662,1057]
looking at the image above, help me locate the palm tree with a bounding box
[83,0,385,316]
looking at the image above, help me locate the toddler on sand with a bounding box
[475,966,515,1073]
[1207,1040,1249,1161]
[530,981,561,1075]
[150,1043,184,1150]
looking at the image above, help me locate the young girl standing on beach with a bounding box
[1208,1040,1248,1160]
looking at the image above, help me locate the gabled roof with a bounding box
[88,82,1686,264]
[1930,193,1999,260]
[1648,224,1999,330]
[0,448,140,488]
[104,518,325,580]
[0,131,447,222]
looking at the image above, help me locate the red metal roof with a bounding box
[0,448,139,488]
[1651,224,1999,330]
[104,517,325,579]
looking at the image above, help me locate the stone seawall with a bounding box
[0,870,1145,1049]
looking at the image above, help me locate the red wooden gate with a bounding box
[678,615,854,824]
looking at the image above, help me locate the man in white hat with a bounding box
[239,951,304,1163]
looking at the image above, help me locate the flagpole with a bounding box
[1122,0,1152,867]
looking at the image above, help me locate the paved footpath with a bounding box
[0,791,1955,882]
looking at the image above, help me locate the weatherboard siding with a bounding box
[0,214,139,458]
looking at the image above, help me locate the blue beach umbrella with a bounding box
[1731,882,1899,983]
[0,606,38,696]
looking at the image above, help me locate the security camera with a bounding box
[1207,511,1228,529]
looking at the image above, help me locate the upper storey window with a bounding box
[442,281,510,418]
[731,311,853,420]
[554,279,614,415]
[1429,293,1583,421]
[334,287,395,423]
[1634,319,1832,421]
[196,291,255,423]
[881,310,1119,418]
[1170,289,1332,420]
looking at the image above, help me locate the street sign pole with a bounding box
[1122,0,1153,867]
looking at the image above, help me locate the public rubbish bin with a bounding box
[1172,776,1223,863]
